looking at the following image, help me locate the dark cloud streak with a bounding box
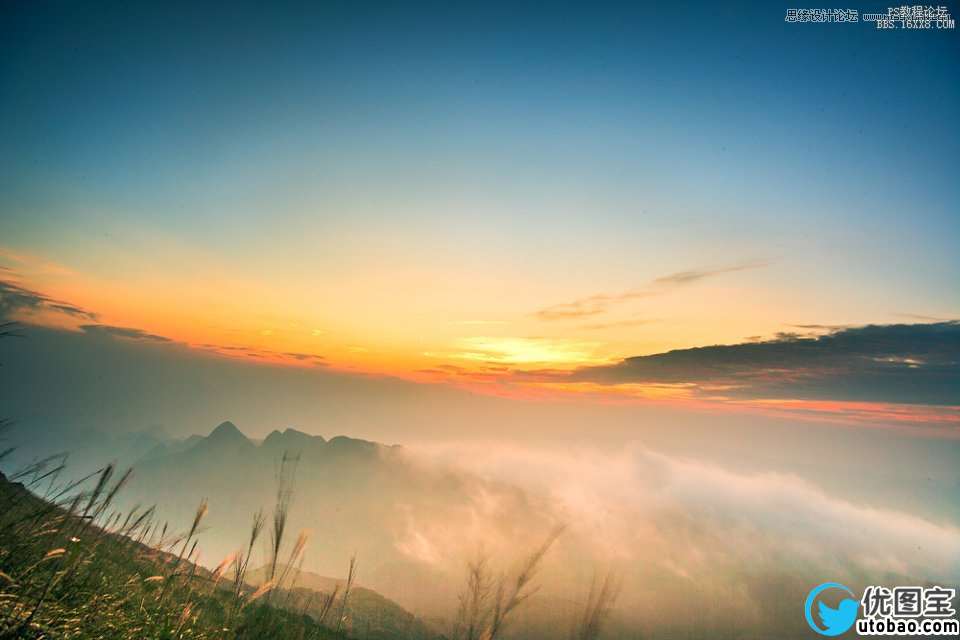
[0,279,98,321]
[80,324,172,343]
[567,322,960,406]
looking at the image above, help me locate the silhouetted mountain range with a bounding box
[113,421,533,618]
[143,420,395,463]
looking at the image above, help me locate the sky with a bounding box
[1,1,958,433]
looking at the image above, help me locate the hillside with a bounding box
[246,565,438,640]
[0,465,391,639]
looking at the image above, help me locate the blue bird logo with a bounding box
[805,583,858,636]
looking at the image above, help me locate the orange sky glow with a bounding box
[3,245,957,435]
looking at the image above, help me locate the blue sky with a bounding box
[0,0,958,414]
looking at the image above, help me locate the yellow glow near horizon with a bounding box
[425,336,609,367]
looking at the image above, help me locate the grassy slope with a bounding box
[246,566,438,640]
[0,469,344,639]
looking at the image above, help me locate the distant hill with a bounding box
[246,565,438,640]
[1,424,176,475]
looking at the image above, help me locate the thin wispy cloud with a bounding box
[80,324,172,343]
[196,342,327,366]
[0,279,98,322]
[535,290,653,321]
[652,260,769,285]
[535,261,769,321]
[2,275,332,368]
[790,323,853,331]
[578,317,657,331]
[896,313,956,322]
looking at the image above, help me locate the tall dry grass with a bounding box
[570,569,622,640]
[453,524,566,640]
[335,554,357,634]
[0,448,340,640]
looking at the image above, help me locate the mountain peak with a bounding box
[326,435,379,457]
[262,427,325,451]
[208,421,247,442]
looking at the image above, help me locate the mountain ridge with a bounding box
[136,421,396,466]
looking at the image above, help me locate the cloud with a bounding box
[896,313,954,322]
[1,278,329,367]
[195,342,326,366]
[789,323,852,331]
[536,291,653,321]
[0,279,98,321]
[79,324,173,343]
[565,322,960,406]
[406,441,960,631]
[578,317,656,331]
[652,260,769,285]
[281,351,328,365]
[535,261,768,321]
